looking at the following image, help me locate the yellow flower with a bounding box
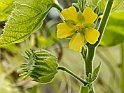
[57,6,100,52]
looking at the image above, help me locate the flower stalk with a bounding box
[58,66,88,85]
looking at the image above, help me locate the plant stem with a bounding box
[121,43,124,93]
[85,45,95,76]
[95,0,114,47]
[53,3,62,12]
[58,66,88,85]
[82,0,114,93]
[83,45,95,93]
[85,0,114,75]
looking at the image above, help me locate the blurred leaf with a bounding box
[19,49,58,83]
[87,0,106,14]
[0,75,19,93]
[0,0,54,47]
[91,0,99,5]
[37,34,54,48]
[0,0,14,21]
[88,0,124,14]
[0,44,19,53]
[80,85,89,93]
[113,0,124,11]
[101,11,124,46]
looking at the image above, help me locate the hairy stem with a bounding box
[58,66,88,85]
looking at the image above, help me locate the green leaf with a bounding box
[101,11,124,46]
[0,0,14,21]
[80,85,89,93]
[0,0,54,47]
[19,49,58,83]
[85,63,101,83]
[92,62,101,82]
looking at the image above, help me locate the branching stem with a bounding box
[58,66,88,85]
[82,0,114,93]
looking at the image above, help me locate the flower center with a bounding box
[74,24,84,33]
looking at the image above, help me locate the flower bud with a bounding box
[19,49,58,83]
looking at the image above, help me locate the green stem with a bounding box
[58,66,88,85]
[85,45,95,76]
[83,45,95,93]
[82,0,114,93]
[85,0,114,75]
[95,0,114,47]
[121,43,124,93]
[84,0,114,80]
[53,3,63,12]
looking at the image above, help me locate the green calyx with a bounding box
[18,49,58,83]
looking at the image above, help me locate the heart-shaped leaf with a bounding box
[0,0,54,47]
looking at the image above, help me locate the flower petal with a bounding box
[85,29,100,44]
[69,33,84,52]
[82,7,98,24]
[57,23,74,38]
[61,6,78,22]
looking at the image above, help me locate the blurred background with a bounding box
[0,0,124,93]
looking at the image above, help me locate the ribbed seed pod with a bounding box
[19,49,58,83]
